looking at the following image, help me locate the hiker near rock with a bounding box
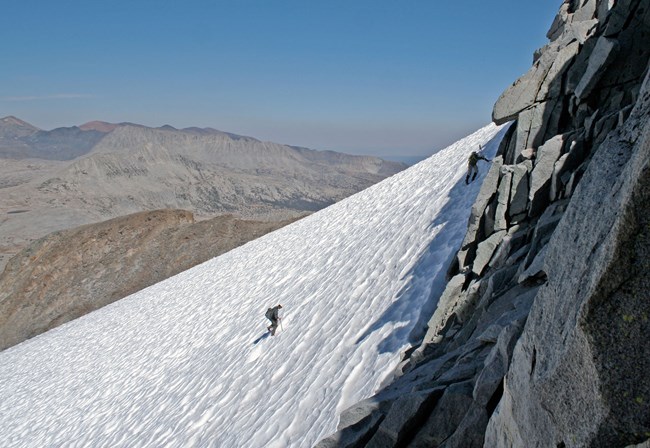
[466,145,490,184]
[265,304,282,335]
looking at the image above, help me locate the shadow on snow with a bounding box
[253,332,271,345]
[354,127,510,355]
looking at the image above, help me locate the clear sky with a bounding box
[1,1,560,158]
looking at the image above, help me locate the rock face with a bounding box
[0,119,405,272]
[0,210,297,351]
[317,0,650,446]
[485,72,650,448]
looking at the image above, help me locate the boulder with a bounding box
[518,148,535,160]
[402,349,461,388]
[544,0,598,46]
[472,230,507,276]
[549,136,588,200]
[510,106,536,161]
[493,42,564,124]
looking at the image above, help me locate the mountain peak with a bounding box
[79,121,120,133]
[0,116,40,140]
[1,116,39,130]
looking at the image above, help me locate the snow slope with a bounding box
[0,123,507,448]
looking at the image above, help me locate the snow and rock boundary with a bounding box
[0,123,507,446]
[317,0,650,446]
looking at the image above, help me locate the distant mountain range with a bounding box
[0,116,406,271]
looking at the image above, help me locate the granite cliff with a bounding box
[318,0,650,446]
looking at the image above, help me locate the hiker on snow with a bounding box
[466,145,490,184]
[266,304,282,336]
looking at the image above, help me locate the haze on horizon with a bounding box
[0,1,559,159]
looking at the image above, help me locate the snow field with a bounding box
[0,123,506,447]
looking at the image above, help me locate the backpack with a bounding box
[265,308,274,320]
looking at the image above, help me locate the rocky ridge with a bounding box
[0,119,405,272]
[317,0,650,446]
[0,209,298,351]
[0,117,105,161]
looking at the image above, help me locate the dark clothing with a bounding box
[467,164,479,182]
[466,152,489,184]
[468,152,488,167]
[266,305,282,335]
[267,306,280,321]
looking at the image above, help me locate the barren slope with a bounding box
[0,209,298,350]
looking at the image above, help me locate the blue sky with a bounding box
[1,1,560,158]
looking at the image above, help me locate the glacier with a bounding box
[0,123,507,447]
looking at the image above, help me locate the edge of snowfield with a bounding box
[0,123,507,448]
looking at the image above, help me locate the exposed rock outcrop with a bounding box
[485,73,650,446]
[317,0,650,446]
[0,210,297,351]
